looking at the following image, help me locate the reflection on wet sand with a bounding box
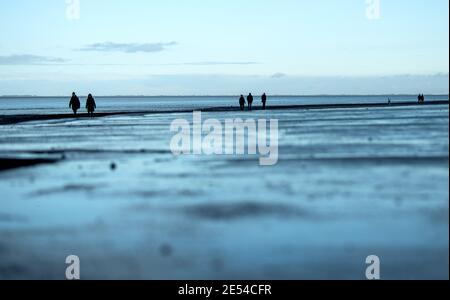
[0,104,448,279]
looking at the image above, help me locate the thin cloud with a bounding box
[176,61,260,66]
[11,61,260,66]
[0,55,67,65]
[271,73,287,79]
[79,42,178,53]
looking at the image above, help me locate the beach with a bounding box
[0,98,448,279]
[0,99,448,125]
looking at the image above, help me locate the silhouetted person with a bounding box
[239,95,246,111]
[418,94,425,104]
[69,92,81,115]
[247,93,254,111]
[261,93,267,110]
[86,94,97,117]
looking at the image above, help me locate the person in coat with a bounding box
[86,94,97,117]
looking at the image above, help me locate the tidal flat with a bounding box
[0,103,448,279]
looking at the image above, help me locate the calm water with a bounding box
[0,95,448,115]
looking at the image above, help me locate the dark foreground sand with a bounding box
[0,100,447,125]
[0,158,60,171]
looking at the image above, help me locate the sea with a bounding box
[0,94,448,115]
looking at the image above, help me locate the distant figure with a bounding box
[247,93,254,111]
[239,95,246,111]
[261,93,267,110]
[388,98,391,105]
[69,92,81,115]
[86,94,97,117]
[418,94,425,104]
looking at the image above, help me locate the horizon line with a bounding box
[1,94,449,99]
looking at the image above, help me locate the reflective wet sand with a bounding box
[0,104,448,279]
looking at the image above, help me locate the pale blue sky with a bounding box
[0,0,448,95]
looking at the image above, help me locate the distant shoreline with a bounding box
[0,100,448,126]
[1,94,449,99]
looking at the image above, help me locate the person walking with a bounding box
[69,92,81,115]
[418,94,425,104]
[261,93,267,110]
[86,94,97,117]
[247,93,254,111]
[239,95,246,111]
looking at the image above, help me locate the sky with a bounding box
[0,0,448,96]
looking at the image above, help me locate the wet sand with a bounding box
[0,103,448,279]
[0,100,447,125]
[0,158,60,171]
